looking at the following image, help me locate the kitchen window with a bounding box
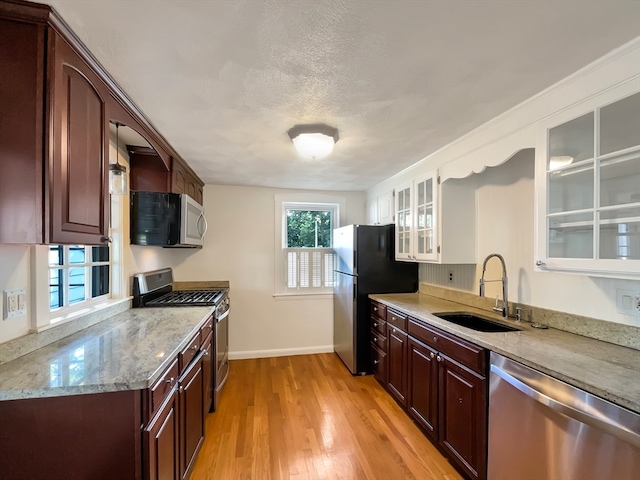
[274,194,346,296]
[49,245,110,313]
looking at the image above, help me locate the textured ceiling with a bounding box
[47,0,640,191]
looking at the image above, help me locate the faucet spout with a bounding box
[479,253,508,317]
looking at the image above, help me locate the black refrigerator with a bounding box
[333,224,418,375]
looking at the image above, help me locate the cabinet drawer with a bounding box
[200,315,214,341]
[370,301,386,320]
[408,318,486,375]
[386,309,407,331]
[149,357,179,421]
[370,328,387,352]
[179,333,202,372]
[370,315,386,335]
[371,345,387,385]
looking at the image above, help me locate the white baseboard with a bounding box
[229,345,334,360]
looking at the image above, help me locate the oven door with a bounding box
[214,300,229,410]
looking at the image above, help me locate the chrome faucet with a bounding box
[479,253,508,317]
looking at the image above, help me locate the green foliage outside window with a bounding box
[286,210,332,248]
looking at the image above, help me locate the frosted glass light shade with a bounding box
[287,124,339,160]
[291,133,336,160]
[109,163,128,195]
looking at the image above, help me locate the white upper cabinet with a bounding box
[367,190,394,225]
[535,85,640,278]
[394,171,475,263]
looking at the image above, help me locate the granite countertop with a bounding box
[0,306,214,401]
[370,293,640,414]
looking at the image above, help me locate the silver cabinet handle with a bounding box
[165,377,174,386]
[433,336,438,343]
[392,328,397,333]
[373,306,378,312]
[491,364,640,448]
[429,352,435,359]
[373,337,378,342]
[436,355,442,362]
[179,386,184,393]
[373,359,379,365]
[191,345,198,350]
[373,322,378,327]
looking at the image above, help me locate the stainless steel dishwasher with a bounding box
[488,352,640,480]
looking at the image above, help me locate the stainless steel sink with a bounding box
[433,312,521,332]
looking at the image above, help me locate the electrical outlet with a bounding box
[448,271,454,283]
[3,288,26,319]
[616,289,640,317]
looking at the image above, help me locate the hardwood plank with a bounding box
[191,353,462,480]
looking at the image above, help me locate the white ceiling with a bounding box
[48,0,640,191]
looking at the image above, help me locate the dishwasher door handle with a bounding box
[491,364,640,448]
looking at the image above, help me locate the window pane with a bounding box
[600,154,640,208]
[548,212,594,258]
[69,267,86,304]
[600,92,640,155]
[49,268,63,309]
[548,163,594,214]
[69,246,85,264]
[548,112,594,167]
[599,208,640,260]
[92,246,109,262]
[92,265,110,297]
[49,246,63,266]
[286,210,332,248]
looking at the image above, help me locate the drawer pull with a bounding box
[392,328,396,333]
[373,360,379,365]
[373,306,378,311]
[165,377,175,386]
[436,355,442,362]
[433,336,438,343]
[373,322,378,327]
[373,337,378,342]
[191,345,198,350]
[430,352,435,359]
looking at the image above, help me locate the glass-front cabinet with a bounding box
[536,87,640,278]
[395,171,439,262]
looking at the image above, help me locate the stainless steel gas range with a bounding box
[132,268,229,411]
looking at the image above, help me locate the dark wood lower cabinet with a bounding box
[179,353,205,480]
[145,390,179,480]
[407,337,439,441]
[386,324,408,407]
[202,332,213,416]
[439,354,487,480]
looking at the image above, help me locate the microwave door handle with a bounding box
[198,213,208,240]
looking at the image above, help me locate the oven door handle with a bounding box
[197,213,208,240]
[216,309,229,322]
[491,364,640,447]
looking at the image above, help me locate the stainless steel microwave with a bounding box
[130,192,207,247]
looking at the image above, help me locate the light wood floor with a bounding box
[191,353,462,480]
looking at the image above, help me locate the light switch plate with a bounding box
[3,288,26,319]
[616,289,640,317]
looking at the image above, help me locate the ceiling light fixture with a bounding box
[287,124,339,160]
[109,122,128,195]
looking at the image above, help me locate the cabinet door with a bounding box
[386,324,408,407]
[408,337,439,441]
[395,182,413,260]
[172,158,187,195]
[535,86,640,278]
[413,171,438,262]
[144,390,179,480]
[366,198,378,224]
[202,332,213,416]
[439,355,487,480]
[50,32,109,245]
[377,190,394,225]
[179,354,205,480]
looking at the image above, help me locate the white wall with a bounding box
[136,185,366,359]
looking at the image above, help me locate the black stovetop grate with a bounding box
[145,289,224,307]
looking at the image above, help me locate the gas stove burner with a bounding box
[146,289,224,307]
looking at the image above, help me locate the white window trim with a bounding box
[274,193,346,297]
[30,193,128,332]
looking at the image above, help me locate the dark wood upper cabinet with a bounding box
[0,0,205,244]
[49,32,109,244]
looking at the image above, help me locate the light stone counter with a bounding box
[0,306,214,401]
[370,293,640,414]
